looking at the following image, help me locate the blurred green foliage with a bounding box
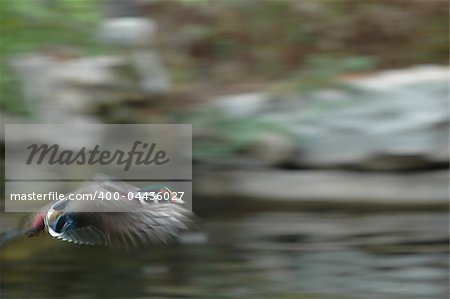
[282,55,376,94]
[0,0,102,115]
[177,107,297,160]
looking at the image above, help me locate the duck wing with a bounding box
[47,177,193,248]
[83,204,192,248]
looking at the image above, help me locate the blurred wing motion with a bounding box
[43,177,193,248]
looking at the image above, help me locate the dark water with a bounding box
[1,212,449,299]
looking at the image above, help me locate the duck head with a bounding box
[25,200,75,238]
[44,200,76,238]
[25,212,45,237]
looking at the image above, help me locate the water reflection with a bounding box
[2,212,448,299]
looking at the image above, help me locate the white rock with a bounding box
[214,93,271,118]
[100,17,156,47]
[204,66,450,170]
[350,65,449,91]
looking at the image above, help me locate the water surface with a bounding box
[2,212,448,299]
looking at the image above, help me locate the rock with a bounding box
[100,17,170,94]
[213,93,271,118]
[350,65,449,91]
[283,66,449,169]
[129,50,170,94]
[206,66,449,170]
[10,17,171,122]
[100,17,156,47]
[9,53,132,119]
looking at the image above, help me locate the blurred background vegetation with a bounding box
[1,0,448,115]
